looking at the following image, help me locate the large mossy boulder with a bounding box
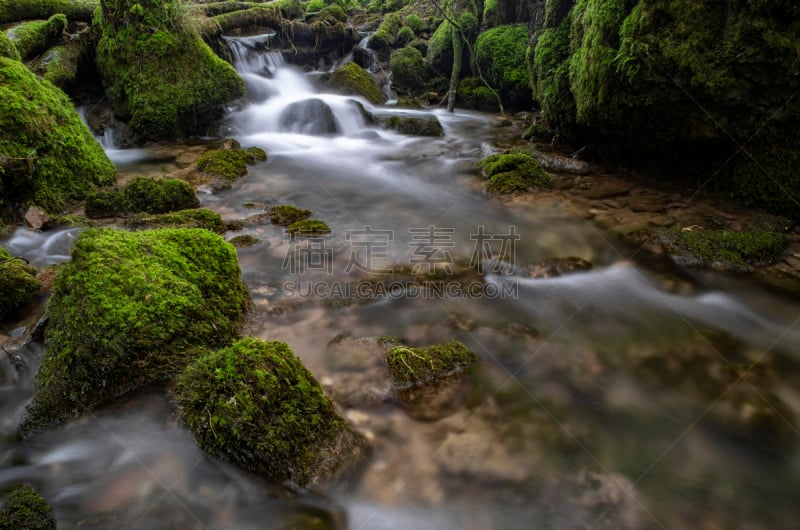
[5,14,67,61]
[389,46,428,93]
[0,31,20,60]
[530,0,800,218]
[326,62,386,105]
[84,176,199,218]
[0,484,55,530]
[0,247,40,321]
[172,337,366,487]
[474,24,532,109]
[0,57,116,214]
[96,0,246,141]
[478,152,554,194]
[21,228,249,435]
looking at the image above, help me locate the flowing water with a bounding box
[2,35,800,529]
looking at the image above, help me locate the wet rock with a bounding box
[279,99,338,135]
[534,151,590,174]
[528,257,592,279]
[228,235,261,248]
[478,152,554,194]
[325,62,386,105]
[582,179,633,200]
[655,227,788,271]
[386,340,479,420]
[380,113,444,137]
[269,205,312,226]
[172,337,368,487]
[323,336,396,407]
[0,248,39,321]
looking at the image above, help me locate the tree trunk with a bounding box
[0,0,96,24]
[447,30,463,112]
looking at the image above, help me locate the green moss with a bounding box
[368,13,401,53]
[228,234,261,248]
[6,14,67,61]
[269,204,312,226]
[122,208,226,233]
[396,25,415,47]
[427,20,455,76]
[0,484,55,530]
[404,14,424,34]
[474,24,532,109]
[96,0,246,141]
[171,337,352,486]
[386,340,478,386]
[458,77,499,111]
[658,228,789,271]
[0,247,40,321]
[479,152,553,194]
[84,188,122,218]
[327,62,386,105]
[38,41,83,90]
[123,176,199,214]
[318,4,347,21]
[21,228,249,434]
[483,0,498,26]
[0,30,20,61]
[389,46,427,93]
[385,114,444,136]
[306,0,327,11]
[287,219,331,236]
[0,57,116,213]
[196,145,267,188]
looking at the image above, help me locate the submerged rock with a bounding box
[172,337,367,487]
[0,248,39,321]
[0,484,55,530]
[386,340,479,420]
[528,257,592,279]
[21,228,249,435]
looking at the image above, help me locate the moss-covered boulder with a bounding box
[458,77,500,111]
[0,484,55,530]
[0,29,20,61]
[85,176,199,218]
[530,0,800,218]
[96,0,246,141]
[228,234,260,248]
[172,337,366,486]
[122,208,226,234]
[0,57,116,213]
[0,248,40,321]
[656,228,789,272]
[35,40,83,90]
[269,204,311,226]
[389,46,428,93]
[478,152,554,194]
[367,13,401,60]
[5,14,67,61]
[473,24,532,109]
[21,228,249,435]
[286,219,331,237]
[326,62,386,105]
[385,114,444,136]
[196,144,267,191]
[386,340,479,420]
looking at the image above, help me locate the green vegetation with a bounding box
[0,247,40,321]
[96,0,246,140]
[658,228,789,271]
[0,31,20,60]
[458,77,498,111]
[122,208,226,233]
[229,234,260,247]
[368,13,401,55]
[171,337,356,486]
[478,152,553,194]
[0,57,116,214]
[427,20,455,76]
[269,204,312,226]
[0,484,55,530]
[286,219,331,236]
[196,145,267,188]
[37,41,83,90]
[5,14,67,61]
[389,46,426,92]
[327,62,386,104]
[21,228,249,434]
[85,176,199,218]
[386,340,478,386]
[530,0,800,218]
[473,24,531,109]
[385,114,443,136]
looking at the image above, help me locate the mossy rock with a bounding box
[385,114,444,136]
[6,14,67,61]
[196,145,267,190]
[0,29,20,61]
[36,41,83,90]
[172,337,366,486]
[21,228,249,435]
[386,340,479,387]
[287,219,331,237]
[85,177,199,218]
[96,0,246,141]
[473,24,532,110]
[478,152,554,194]
[0,57,116,213]
[326,62,386,105]
[0,484,55,530]
[122,209,226,234]
[657,228,789,272]
[458,77,500,112]
[0,248,40,321]
[389,46,428,93]
[268,204,311,226]
[228,234,261,248]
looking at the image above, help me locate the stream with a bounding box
[2,34,800,529]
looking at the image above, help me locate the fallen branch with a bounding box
[0,0,97,24]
